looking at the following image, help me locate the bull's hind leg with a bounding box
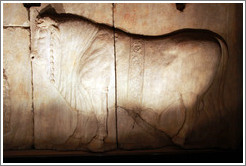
[170,36,221,147]
[171,93,199,146]
[87,90,108,152]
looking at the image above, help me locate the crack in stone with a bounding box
[27,6,35,150]
[118,106,172,145]
[112,3,119,149]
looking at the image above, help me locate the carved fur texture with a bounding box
[32,15,114,151]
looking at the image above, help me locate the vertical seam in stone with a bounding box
[127,37,131,100]
[112,3,118,149]
[30,33,35,150]
[141,40,146,105]
[28,6,35,149]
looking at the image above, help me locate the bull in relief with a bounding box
[31,12,227,152]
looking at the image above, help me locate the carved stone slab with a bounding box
[3,3,29,27]
[2,3,241,152]
[30,8,116,152]
[3,28,33,149]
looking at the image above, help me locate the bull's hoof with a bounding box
[87,137,105,152]
[172,135,185,147]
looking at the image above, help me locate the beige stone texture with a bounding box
[62,3,113,25]
[30,8,116,152]
[3,3,29,27]
[3,28,33,149]
[33,3,112,26]
[114,3,228,37]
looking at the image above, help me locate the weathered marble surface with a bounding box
[3,3,29,26]
[3,28,33,149]
[30,8,116,152]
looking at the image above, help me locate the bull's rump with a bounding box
[145,32,221,110]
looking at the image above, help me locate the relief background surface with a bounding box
[3,28,33,149]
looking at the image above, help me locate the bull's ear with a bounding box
[176,3,186,12]
[39,4,58,17]
[23,3,41,8]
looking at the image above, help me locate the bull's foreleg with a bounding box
[172,92,199,147]
[87,90,108,152]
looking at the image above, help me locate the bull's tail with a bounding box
[215,36,229,113]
